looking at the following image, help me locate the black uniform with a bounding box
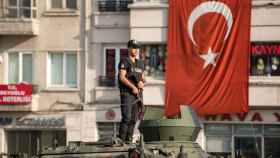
[118,57,144,142]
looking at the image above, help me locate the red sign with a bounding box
[165,0,251,116]
[251,43,280,55]
[0,84,32,104]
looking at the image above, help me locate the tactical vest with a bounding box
[118,58,144,94]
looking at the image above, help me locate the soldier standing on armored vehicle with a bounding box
[117,39,145,144]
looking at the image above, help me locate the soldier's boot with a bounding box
[125,137,134,145]
[112,137,125,147]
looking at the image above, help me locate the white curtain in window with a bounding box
[50,53,63,85]
[8,53,19,83]
[22,54,33,83]
[66,54,77,87]
[206,136,232,153]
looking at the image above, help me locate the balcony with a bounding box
[0,1,39,35]
[98,0,133,12]
[95,76,165,105]
[95,76,118,103]
[98,76,116,87]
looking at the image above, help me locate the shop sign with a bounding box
[204,111,280,123]
[0,84,32,104]
[0,117,13,125]
[251,42,280,55]
[16,117,65,127]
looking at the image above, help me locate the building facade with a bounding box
[0,0,98,157]
[1,0,280,157]
[90,0,280,158]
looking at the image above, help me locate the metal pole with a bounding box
[80,0,88,103]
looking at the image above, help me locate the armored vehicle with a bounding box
[39,106,210,158]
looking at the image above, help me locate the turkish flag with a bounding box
[165,0,251,116]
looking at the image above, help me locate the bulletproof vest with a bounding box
[119,58,143,94]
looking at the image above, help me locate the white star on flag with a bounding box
[200,48,218,69]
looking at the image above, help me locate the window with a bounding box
[100,48,128,87]
[264,125,280,158]
[205,124,232,157]
[66,0,77,9]
[7,130,66,157]
[102,45,166,86]
[105,48,128,77]
[234,137,262,158]
[251,42,280,76]
[204,123,280,158]
[141,45,166,79]
[50,0,77,9]
[264,138,280,158]
[4,0,37,18]
[8,52,33,84]
[206,136,232,153]
[48,52,78,88]
[98,0,132,12]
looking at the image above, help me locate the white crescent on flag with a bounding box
[187,1,233,46]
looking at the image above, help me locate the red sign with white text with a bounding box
[251,43,280,55]
[0,84,32,104]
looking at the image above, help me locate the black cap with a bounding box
[127,39,140,49]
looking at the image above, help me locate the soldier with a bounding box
[118,39,145,144]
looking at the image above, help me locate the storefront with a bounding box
[0,114,66,157]
[202,110,280,158]
[251,42,280,76]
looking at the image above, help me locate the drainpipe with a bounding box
[80,0,88,104]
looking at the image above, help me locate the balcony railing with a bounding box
[0,7,37,19]
[98,76,117,87]
[98,0,133,12]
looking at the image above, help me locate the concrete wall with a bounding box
[87,11,131,103]
[91,1,280,111]
[0,0,92,111]
[252,6,280,41]
[130,2,168,43]
[129,3,280,43]
[91,12,130,43]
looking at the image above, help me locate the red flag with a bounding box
[165,0,251,116]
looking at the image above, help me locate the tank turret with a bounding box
[139,105,201,142]
[132,105,209,158]
[39,106,210,158]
